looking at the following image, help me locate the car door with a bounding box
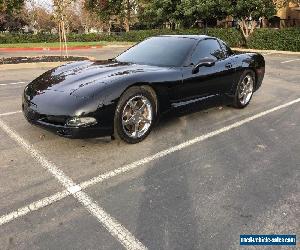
[180,39,236,101]
[218,40,240,92]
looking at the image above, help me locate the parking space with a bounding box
[86,106,299,250]
[0,51,299,249]
[0,138,62,216]
[0,196,122,250]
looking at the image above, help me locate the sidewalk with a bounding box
[233,48,300,55]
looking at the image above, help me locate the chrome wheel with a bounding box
[121,95,153,139]
[238,75,254,105]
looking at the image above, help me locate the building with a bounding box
[276,2,300,27]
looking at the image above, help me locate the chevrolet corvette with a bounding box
[23,35,265,143]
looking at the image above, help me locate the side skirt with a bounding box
[171,94,220,108]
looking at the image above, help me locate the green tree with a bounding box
[139,0,183,29]
[229,0,276,42]
[0,0,25,31]
[84,0,123,33]
[121,0,137,32]
[0,0,24,14]
[182,0,231,28]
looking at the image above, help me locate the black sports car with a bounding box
[23,35,265,143]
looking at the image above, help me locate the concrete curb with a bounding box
[104,44,133,48]
[233,48,300,55]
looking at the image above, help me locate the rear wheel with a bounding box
[232,70,255,109]
[114,86,157,144]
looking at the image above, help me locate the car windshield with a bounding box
[115,37,197,67]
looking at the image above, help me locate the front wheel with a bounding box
[114,86,157,144]
[232,70,255,109]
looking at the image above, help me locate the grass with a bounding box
[0,41,134,48]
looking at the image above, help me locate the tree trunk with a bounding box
[170,22,176,30]
[58,22,62,57]
[62,20,68,57]
[239,19,257,46]
[108,20,112,35]
[124,0,131,32]
[54,0,72,58]
[124,18,130,32]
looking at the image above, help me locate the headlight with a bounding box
[66,117,97,127]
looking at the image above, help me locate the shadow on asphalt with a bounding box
[136,120,200,249]
[155,96,225,131]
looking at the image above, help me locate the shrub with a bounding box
[247,28,300,52]
[0,33,59,43]
[0,28,299,51]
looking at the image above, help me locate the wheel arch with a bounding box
[240,53,265,91]
[228,67,256,97]
[118,82,171,116]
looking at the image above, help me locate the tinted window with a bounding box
[219,41,233,57]
[116,37,196,67]
[190,39,224,65]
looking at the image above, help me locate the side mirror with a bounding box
[192,58,216,74]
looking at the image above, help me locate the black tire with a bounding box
[232,70,256,109]
[114,86,157,144]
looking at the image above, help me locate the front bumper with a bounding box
[22,104,112,139]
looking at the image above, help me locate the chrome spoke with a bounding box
[138,102,146,112]
[129,100,137,111]
[243,93,248,104]
[133,122,140,138]
[123,116,135,126]
[140,116,151,124]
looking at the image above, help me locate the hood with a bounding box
[29,60,164,98]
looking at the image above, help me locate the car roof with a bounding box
[157,35,215,41]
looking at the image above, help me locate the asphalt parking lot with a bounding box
[0,49,299,250]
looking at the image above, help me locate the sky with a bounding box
[26,0,53,11]
[26,0,82,12]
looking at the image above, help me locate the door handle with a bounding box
[225,63,232,69]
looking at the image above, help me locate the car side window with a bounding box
[190,39,224,65]
[219,41,234,58]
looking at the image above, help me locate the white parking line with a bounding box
[0,119,147,250]
[0,81,26,86]
[281,59,300,64]
[0,191,69,225]
[0,111,22,117]
[80,97,300,190]
[0,97,299,230]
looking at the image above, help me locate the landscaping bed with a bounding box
[0,56,90,65]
